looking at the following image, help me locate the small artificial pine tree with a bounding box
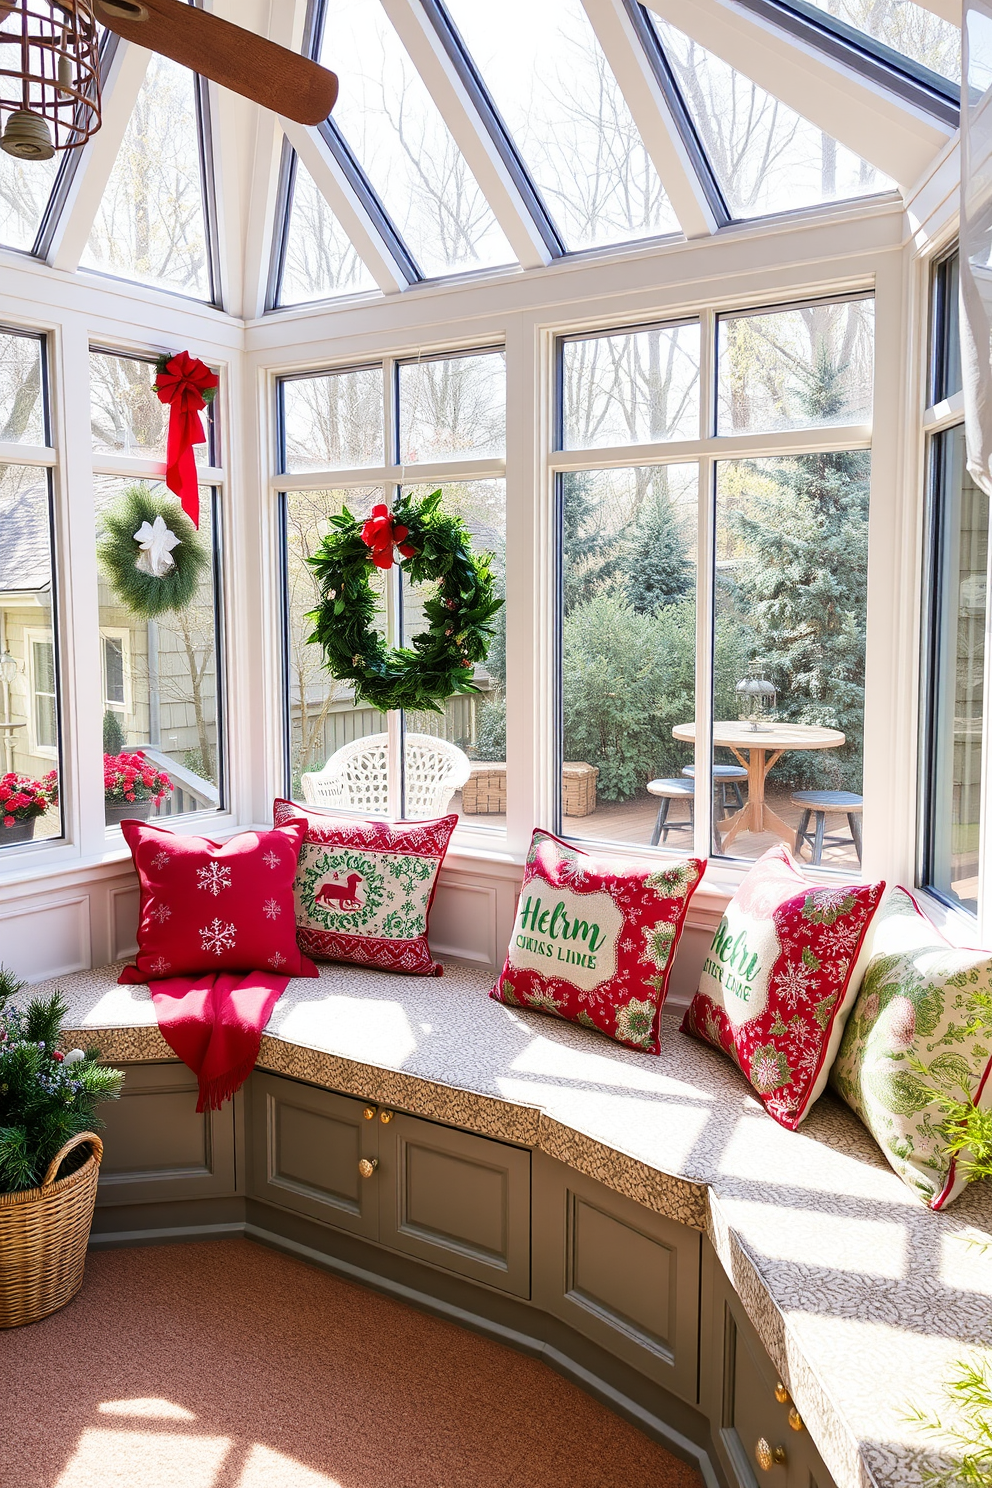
[622,483,693,615]
[0,966,123,1194]
[727,348,869,789]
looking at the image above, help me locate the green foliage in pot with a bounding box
[0,967,123,1194]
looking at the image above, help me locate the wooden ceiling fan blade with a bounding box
[92,0,338,125]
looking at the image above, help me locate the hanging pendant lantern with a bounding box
[0,1,102,160]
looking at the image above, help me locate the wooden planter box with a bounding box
[462,762,598,818]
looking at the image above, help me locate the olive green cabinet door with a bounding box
[378,1112,531,1297]
[249,1072,378,1239]
[701,1243,838,1488]
[532,1156,701,1403]
[96,1060,236,1206]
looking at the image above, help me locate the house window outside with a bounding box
[279,349,507,826]
[921,251,980,915]
[554,297,873,871]
[90,349,225,827]
[0,329,62,848]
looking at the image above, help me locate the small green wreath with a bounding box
[306,489,503,714]
[97,484,210,618]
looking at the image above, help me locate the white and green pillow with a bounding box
[830,887,992,1209]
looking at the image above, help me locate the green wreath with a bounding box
[306,489,503,713]
[97,484,210,619]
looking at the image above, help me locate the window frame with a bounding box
[24,627,58,760]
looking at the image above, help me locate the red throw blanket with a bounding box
[148,972,288,1112]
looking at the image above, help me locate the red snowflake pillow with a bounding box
[273,800,456,976]
[680,844,884,1129]
[118,819,318,983]
[491,829,704,1053]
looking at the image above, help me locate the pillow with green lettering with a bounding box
[681,844,884,1129]
[830,886,992,1209]
[491,829,704,1053]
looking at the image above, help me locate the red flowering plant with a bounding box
[104,752,173,807]
[0,772,57,828]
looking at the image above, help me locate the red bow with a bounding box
[360,504,417,569]
[155,351,218,528]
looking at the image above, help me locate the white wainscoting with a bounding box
[0,894,91,982]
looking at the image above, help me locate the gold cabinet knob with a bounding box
[358,1158,378,1178]
[755,1440,786,1471]
[788,1407,803,1433]
[380,1109,394,1123]
[774,1382,790,1405]
[363,1107,376,1120]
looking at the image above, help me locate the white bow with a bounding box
[134,516,181,578]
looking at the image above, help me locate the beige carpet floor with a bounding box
[3,1238,703,1488]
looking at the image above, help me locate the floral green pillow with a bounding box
[830,886,992,1209]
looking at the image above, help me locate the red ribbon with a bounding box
[360,503,417,569]
[155,351,218,528]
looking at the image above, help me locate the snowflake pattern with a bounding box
[262,899,281,921]
[200,918,237,956]
[151,851,171,870]
[197,862,232,897]
[149,956,172,975]
[268,951,287,970]
[149,903,172,925]
[263,850,281,870]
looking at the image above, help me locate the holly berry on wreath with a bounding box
[97,484,210,620]
[306,489,504,714]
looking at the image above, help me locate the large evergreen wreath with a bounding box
[306,489,503,713]
[97,484,210,618]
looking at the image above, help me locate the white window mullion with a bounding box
[695,308,717,861]
[383,358,403,818]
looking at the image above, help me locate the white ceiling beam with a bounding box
[642,0,952,189]
[378,0,553,269]
[279,120,409,295]
[580,0,718,237]
[47,41,151,273]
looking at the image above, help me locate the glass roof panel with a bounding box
[317,0,515,279]
[651,17,896,219]
[279,154,377,306]
[0,152,57,253]
[80,53,210,299]
[443,0,680,251]
[797,0,960,82]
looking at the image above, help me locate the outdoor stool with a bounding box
[791,790,863,865]
[647,779,695,844]
[681,763,747,817]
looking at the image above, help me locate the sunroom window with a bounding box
[920,251,979,916]
[555,297,873,872]
[90,349,225,825]
[80,53,216,302]
[275,149,377,308]
[280,349,506,826]
[0,328,62,848]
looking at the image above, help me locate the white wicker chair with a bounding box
[301,732,472,818]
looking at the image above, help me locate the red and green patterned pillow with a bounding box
[273,800,456,976]
[491,829,704,1053]
[681,845,884,1128]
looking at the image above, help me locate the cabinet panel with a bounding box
[250,1073,377,1239]
[702,1243,837,1488]
[533,1155,700,1402]
[379,1113,531,1297]
[96,1061,235,1205]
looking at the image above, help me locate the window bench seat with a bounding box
[25,958,992,1488]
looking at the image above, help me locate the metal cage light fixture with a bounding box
[0,0,101,161]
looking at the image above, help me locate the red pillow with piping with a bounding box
[118,818,317,983]
[680,844,884,1128]
[273,799,456,976]
[491,829,704,1053]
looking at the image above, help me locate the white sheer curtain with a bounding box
[963,2,992,495]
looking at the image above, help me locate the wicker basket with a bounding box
[0,1132,103,1328]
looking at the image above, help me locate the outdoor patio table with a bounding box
[671,721,845,850]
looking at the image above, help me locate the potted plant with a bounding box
[104,751,173,826]
[0,967,123,1327]
[0,770,58,845]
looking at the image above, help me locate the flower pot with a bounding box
[0,1133,103,1328]
[0,818,35,844]
[105,799,154,827]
